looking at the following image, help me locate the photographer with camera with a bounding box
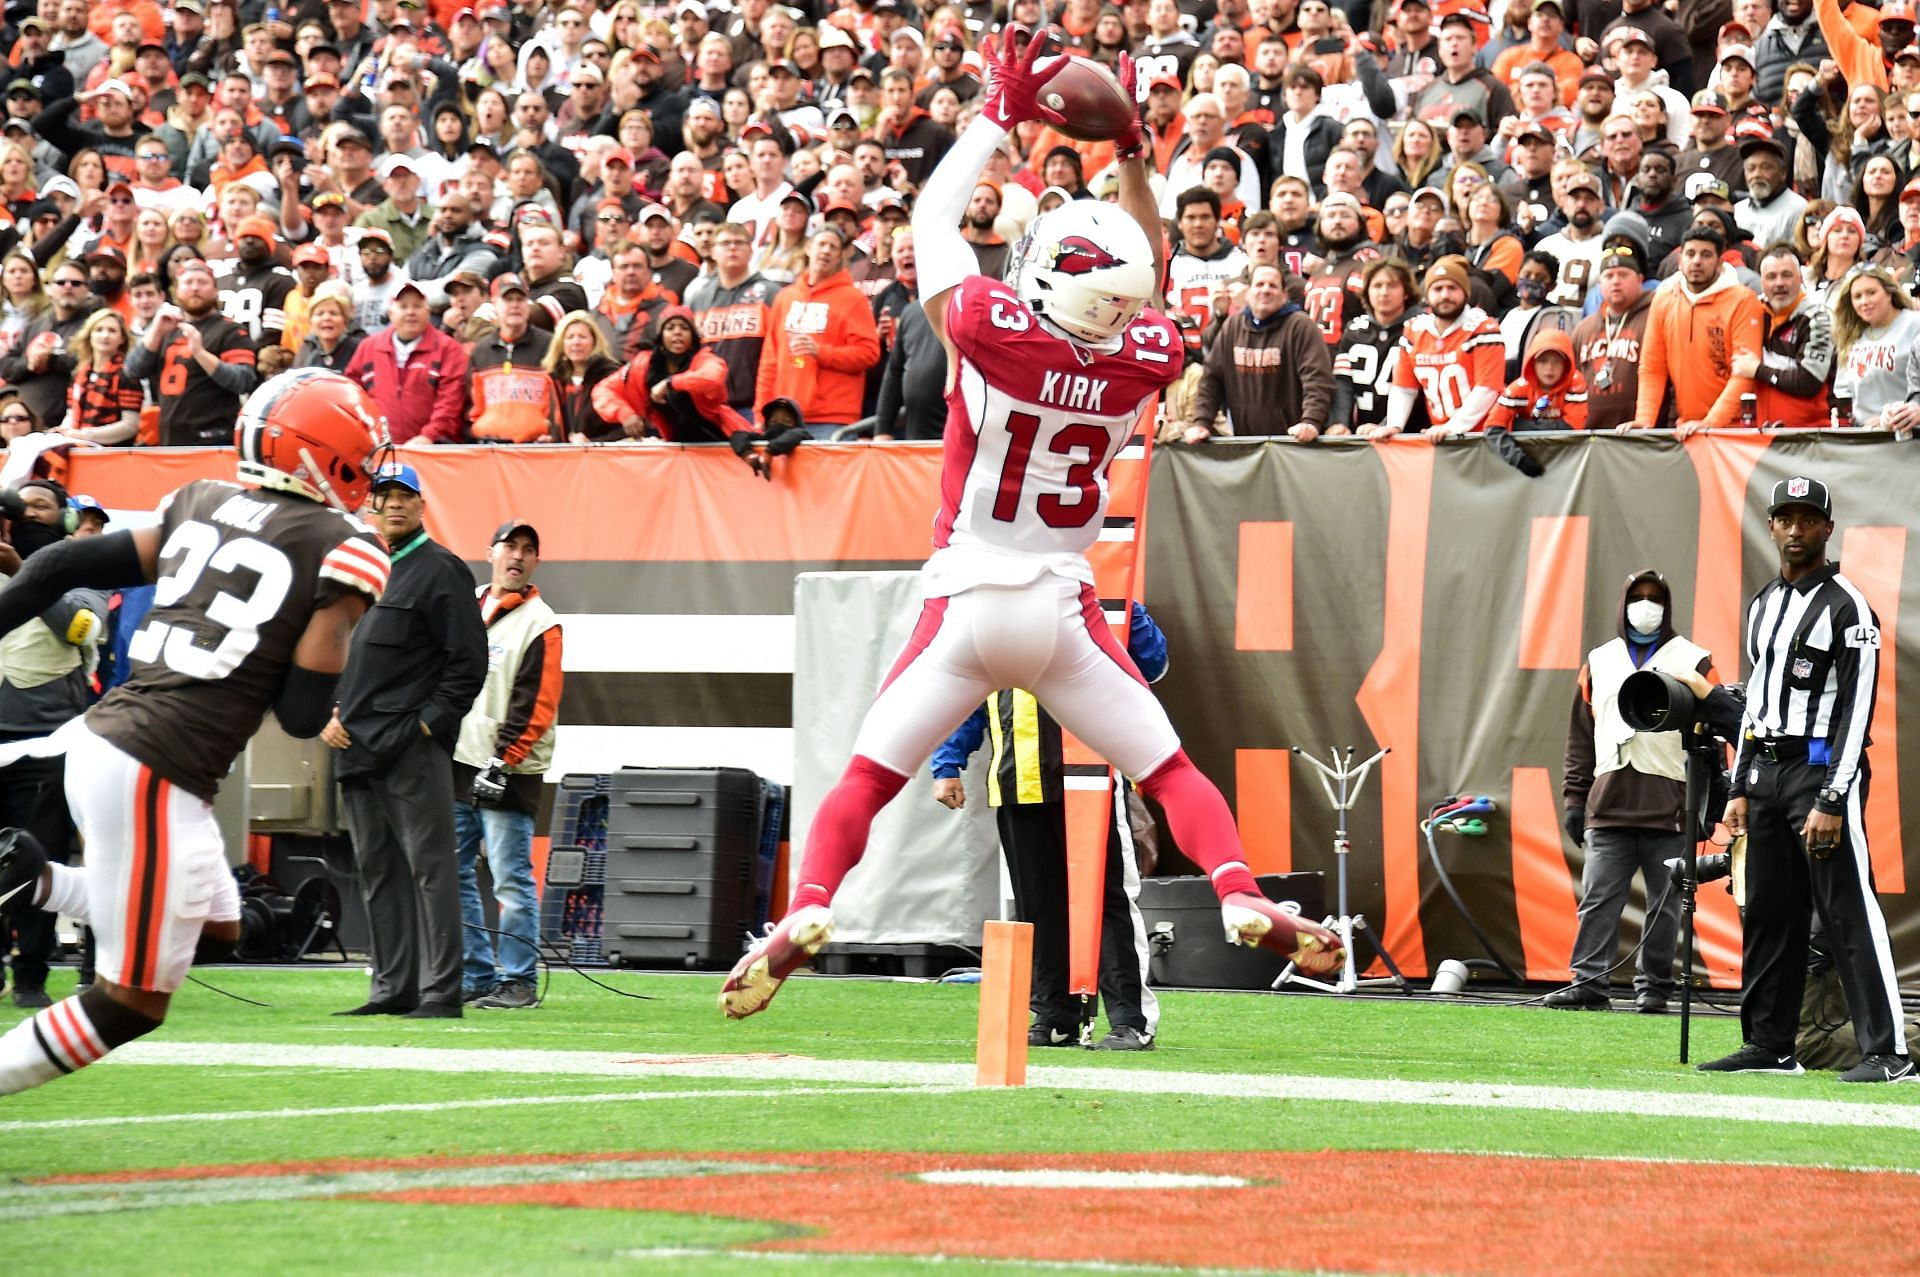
[451,521,563,1012]
[1698,477,1911,1083]
[1551,570,1716,1013]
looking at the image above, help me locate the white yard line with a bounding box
[72,1040,1920,1134]
[0,1084,956,1134]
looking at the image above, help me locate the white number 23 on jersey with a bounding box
[129,520,294,680]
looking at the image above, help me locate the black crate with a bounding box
[814,942,974,978]
[601,847,752,969]
[604,841,757,886]
[606,768,763,842]
[1138,872,1327,989]
[538,774,610,967]
[603,918,740,969]
[604,872,751,925]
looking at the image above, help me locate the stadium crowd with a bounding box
[0,0,1918,467]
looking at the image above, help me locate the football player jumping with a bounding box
[0,369,391,1096]
[721,34,1344,1020]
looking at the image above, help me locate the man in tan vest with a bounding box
[453,521,564,1010]
[1552,569,1715,1014]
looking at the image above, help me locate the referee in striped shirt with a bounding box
[1701,477,1911,1083]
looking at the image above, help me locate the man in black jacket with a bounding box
[324,464,487,1020]
[32,83,149,177]
[404,193,499,309]
[1632,150,1695,263]
[0,261,96,429]
[11,20,76,105]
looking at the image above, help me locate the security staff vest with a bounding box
[1589,634,1710,783]
[454,589,560,776]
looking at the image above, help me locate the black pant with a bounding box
[1741,753,1905,1057]
[996,794,1149,1034]
[341,734,464,1008]
[0,754,70,993]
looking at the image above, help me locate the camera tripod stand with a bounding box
[1273,745,1409,995]
[1674,732,1720,1064]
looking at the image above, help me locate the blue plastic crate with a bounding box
[540,774,610,967]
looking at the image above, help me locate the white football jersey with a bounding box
[923,276,1182,596]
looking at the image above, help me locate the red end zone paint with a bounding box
[60,1150,1920,1275]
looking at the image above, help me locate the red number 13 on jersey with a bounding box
[990,411,1110,529]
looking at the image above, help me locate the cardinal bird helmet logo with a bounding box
[1050,237,1125,275]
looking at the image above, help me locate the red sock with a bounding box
[1138,750,1261,901]
[788,755,909,912]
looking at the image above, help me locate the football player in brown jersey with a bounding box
[0,369,391,1095]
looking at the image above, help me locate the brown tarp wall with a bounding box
[1147,432,1915,989]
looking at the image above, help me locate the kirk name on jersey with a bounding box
[928,276,1181,580]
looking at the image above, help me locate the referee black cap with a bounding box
[1768,476,1832,519]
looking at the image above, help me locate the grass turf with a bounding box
[4,968,1918,1275]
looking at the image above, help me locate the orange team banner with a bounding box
[65,432,1920,986]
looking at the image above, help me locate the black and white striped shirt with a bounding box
[1731,563,1880,807]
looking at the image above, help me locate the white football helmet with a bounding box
[1012,199,1158,344]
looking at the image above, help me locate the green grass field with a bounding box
[5,967,1920,1276]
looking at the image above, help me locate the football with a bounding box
[1034,56,1139,143]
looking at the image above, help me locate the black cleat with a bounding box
[1088,1025,1155,1052]
[0,828,49,915]
[332,1000,417,1017]
[11,986,51,1009]
[405,1002,463,1019]
[1838,1054,1917,1084]
[1028,1023,1076,1047]
[1635,992,1669,1015]
[1697,1043,1804,1074]
[1543,985,1610,1010]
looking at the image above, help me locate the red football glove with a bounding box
[1112,50,1146,161]
[979,25,1054,130]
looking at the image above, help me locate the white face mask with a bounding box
[1626,599,1665,634]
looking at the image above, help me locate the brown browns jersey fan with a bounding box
[1304,248,1382,347]
[86,480,390,802]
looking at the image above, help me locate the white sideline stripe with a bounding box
[542,725,794,786]
[0,1085,953,1134]
[558,614,795,674]
[95,1042,1920,1133]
